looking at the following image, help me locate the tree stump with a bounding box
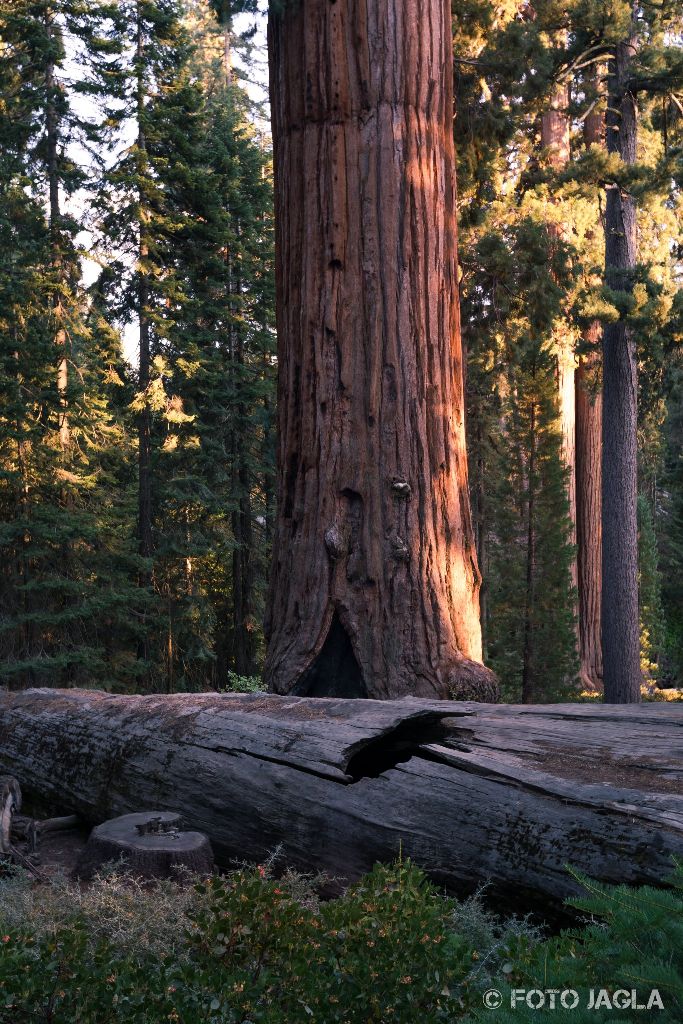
[0,775,21,856]
[74,811,214,881]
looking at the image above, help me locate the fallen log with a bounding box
[0,689,681,911]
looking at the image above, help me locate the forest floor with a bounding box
[37,827,89,881]
[9,823,90,884]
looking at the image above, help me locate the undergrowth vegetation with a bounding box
[0,859,681,1023]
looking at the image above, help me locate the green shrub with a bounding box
[221,672,264,694]
[468,862,683,1023]
[1,859,681,1023]
[0,861,472,1023]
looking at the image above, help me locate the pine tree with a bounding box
[456,0,683,701]
[158,4,275,687]
[462,217,578,701]
[454,0,580,698]
[94,0,275,690]
[0,0,149,689]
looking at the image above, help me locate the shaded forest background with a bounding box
[0,0,681,700]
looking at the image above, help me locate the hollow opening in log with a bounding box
[296,612,368,698]
[346,716,450,780]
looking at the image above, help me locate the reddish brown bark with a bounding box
[265,0,496,701]
[575,97,604,690]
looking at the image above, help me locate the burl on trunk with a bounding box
[265,0,496,701]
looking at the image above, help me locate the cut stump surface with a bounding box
[74,811,214,881]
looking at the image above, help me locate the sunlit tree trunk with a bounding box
[540,73,577,619]
[602,24,641,703]
[220,0,232,85]
[232,297,257,678]
[521,396,537,704]
[265,0,496,700]
[575,96,603,690]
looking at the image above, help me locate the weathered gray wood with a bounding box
[74,811,214,881]
[37,814,80,835]
[0,775,21,855]
[0,690,681,910]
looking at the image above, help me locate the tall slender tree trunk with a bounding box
[474,413,488,660]
[265,0,496,701]
[220,1,232,85]
[14,385,34,690]
[576,335,603,688]
[135,5,153,674]
[575,94,603,690]
[602,24,641,703]
[231,285,257,678]
[44,6,69,451]
[217,29,258,675]
[540,73,577,614]
[136,10,152,568]
[521,396,537,703]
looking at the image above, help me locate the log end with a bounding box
[1,775,21,856]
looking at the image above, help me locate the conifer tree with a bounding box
[454,0,580,698]
[461,217,578,700]
[0,0,149,689]
[456,0,683,700]
[161,3,275,686]
[95,0,275,689]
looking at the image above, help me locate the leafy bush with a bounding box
[0,861,474,1023]
[221,672,264,694]
[1,859,681,1023]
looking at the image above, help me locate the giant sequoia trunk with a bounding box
[1,690,681,912]
[265,0,494,701]
[602,28,640,703]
